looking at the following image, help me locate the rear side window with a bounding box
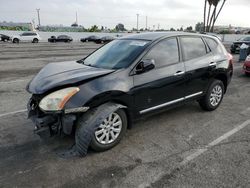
[144,38,179,68]
[181,37,207,61]
[204,37,223,54]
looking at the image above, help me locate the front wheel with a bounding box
[245,72,250,76]
[75,103,127,154]
[199,80,224,111]
[13,38,19,43]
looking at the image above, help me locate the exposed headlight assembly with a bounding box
[39,87,80,111]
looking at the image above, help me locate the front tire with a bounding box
[245,72,250,76]
[75,103,127,154]
[199,80,224,111]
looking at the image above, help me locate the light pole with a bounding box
[36,8,41,27]
[136,14,139,31]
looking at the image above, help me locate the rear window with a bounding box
[204,37,223,54]
[181,37,207,61]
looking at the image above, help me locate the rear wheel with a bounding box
[245,72,250,76]
[33,38,38,43]
[13,38,19,43]
[199,80,224,111]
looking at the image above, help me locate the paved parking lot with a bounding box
[0,42,249,188]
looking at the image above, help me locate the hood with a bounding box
[27,61,115,94]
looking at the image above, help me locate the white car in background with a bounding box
[11,32,41,43]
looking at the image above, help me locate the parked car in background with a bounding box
[48,35,73,43]
[231,36,250,54]
[243,56,250,76]
[11,32,41,43]
[80,35,99,42]
[0,34,11,42]
[27,32,233,155]
[95,36,114,44]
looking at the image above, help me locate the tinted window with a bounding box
[58,35,67,39]
[80,40,149,69]
[204,37,223,54]
[144,38,179,68]
[21,33,29,36]
[181,37,207,61]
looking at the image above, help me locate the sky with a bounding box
[0,0,249,30]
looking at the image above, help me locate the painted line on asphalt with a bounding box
[0,109,27,118]
[180,119,250,165]
[0,79,29,84]
[148,119,250,186]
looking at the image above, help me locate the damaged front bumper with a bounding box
[27,96,87,138]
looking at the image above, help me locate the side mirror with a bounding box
[136,59,155,74]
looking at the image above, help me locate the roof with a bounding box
[120,32,209,41]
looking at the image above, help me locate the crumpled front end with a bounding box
[27,94,79,138]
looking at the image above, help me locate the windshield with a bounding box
[238,37,250,41]
[79,39,149,69]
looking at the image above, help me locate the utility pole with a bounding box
[136,14,139,31]
[76,11,78,25]
[36,8,41,27]
[146,16,148,30]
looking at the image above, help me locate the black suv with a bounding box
[27,32,233,155]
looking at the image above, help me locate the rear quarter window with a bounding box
[180,37,207,61]
[204,37,223,54]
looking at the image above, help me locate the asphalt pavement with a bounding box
[0,42,249,188]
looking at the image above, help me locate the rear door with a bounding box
[179,36,215,97]
[133,37,186,114]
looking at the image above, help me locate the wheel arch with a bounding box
[214,73,228,93]
[84,91,133,129]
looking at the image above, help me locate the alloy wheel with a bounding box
[210,85,223,107]
[94,112,122,145]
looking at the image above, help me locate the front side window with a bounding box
[181,37,207,61]
[79,39,149,69]
[143,38,179,68]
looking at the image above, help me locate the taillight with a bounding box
[227,53,233,65]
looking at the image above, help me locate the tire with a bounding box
[13,38,19,43]
[33,38,38,43]
[230,50,235,54]
[76,104,127,153]
[245,72,250,76]
[199,80,224,111]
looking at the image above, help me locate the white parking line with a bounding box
[0,79,29,84]
[148,119,250,186]
[180,119,250,165]
[0,109,27,118]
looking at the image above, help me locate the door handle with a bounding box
[209,62,217,67]
[174,71,185,76]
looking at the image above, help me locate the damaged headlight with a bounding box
[39,87,80,111]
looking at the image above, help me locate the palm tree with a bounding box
[203,0,227,32]
[203,0,207,32]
